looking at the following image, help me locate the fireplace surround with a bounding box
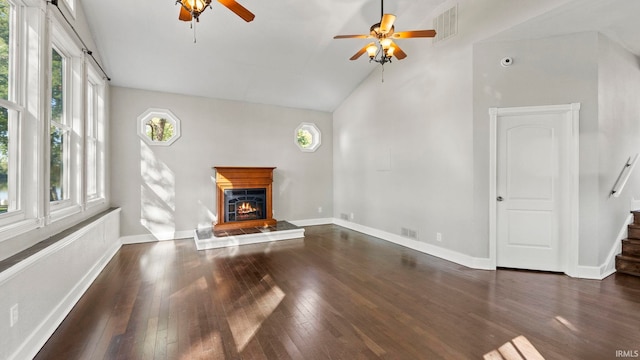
[213,167,277,231]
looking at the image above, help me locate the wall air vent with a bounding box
[433,4,458,43]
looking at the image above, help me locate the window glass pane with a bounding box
[0,106,8,212]
[50,125,64,201]
[51,48,64,124]
[87,138,96,196]
[145,117,174,142]
[0,0,10,101]
[297,129,313,149]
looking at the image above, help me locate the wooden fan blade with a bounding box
[350,42,376,61]
[390,41,407,60]
[392,29,437,39]
[178,5,193,21]
[217,0,255,22]
[334,34,371,39]
[379,14,396,34]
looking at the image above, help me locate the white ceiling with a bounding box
[79,0,640,113]
[79,0,447,112]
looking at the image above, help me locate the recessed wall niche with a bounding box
[137,108,181,146]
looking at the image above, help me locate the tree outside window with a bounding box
[0,0,11,213]
[137,109,181,146]
[294,123,321,152]
[50,48,68,202]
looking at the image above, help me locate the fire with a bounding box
[237,202,258,215]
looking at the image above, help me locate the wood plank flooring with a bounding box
[35,225,640,359]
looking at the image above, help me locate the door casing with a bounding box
[489,103,580,276]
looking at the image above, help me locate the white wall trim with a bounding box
[120,230,193,244]
[4,209,121,360]
[597,213,633,279]
[331,218,494,270]
[289,218,333,227]
[489,103,581,277]
[11,241,120,360]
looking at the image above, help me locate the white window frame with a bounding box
[295,122,321,152]
[84,64,105,207]
[48,15,82,222]
[137,108,181,146]
[0,0,26,228]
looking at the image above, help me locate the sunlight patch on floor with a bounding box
[227,274,285,352]
[483,335,545,360]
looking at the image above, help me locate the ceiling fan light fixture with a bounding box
[366,44,378,58]
[380,38,392,49]
[386,46,395,57]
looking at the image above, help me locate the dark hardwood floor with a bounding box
[35,225,640,359]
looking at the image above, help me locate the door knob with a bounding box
[497,196,504,202]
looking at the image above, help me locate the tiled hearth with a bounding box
[194,221,305,250]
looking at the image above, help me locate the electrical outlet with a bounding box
[317,206,323,213]
[349,213,354,220]
[436,232,442,242]
[10,304,18,327]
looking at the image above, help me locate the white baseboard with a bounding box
[331,218,494,271]
[121,230,193,244]
[289,218,333,227]
[596,213,633,279]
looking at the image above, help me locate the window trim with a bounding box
[84,64,106,207]
[47,13,83,222]
[295,122,321,152]
[137,108,182,146]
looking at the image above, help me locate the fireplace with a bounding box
[224,188,266,222]
[214,167,276,231]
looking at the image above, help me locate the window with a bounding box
[50,47,69,202]
[48,16,83,221]
[137,108,181,146]
[85,66,105,204]
[0,0,19,218]
[295,122,321,152]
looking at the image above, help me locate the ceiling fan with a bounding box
[176,0,255,23]
[333,0,436,64]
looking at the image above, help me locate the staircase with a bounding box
[616,211,640,276]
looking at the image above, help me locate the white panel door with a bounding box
[496,113,568,271]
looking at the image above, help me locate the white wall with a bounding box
[333,0,576,263]
[473,32,600,264]
[596,34,640,265]
[109,87,333,239]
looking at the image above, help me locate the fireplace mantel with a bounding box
[213,167,277,231]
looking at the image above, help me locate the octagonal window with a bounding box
[137,108,181,146]
[295,123,321,152]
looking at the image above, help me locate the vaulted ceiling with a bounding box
[79,0,640,112]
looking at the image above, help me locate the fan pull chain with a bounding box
[192,19,197,43]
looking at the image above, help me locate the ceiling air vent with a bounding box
[433,4,458,43]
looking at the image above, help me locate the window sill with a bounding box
[0,218,42,243]
[48,204,82,224]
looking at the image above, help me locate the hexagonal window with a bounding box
[295,123,321,152]
[137,108,181,146]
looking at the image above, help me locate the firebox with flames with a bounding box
[237,202,259,216]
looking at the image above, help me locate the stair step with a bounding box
[616,255,640,277]
[627,223,640,239]
[622,239,640,257]
[632,210,640,224]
